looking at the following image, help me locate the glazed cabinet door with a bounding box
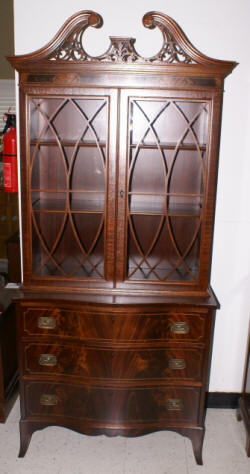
[21,88,118,289]
[116,89,220,292]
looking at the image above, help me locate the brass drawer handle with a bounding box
[166,399,183,411]
[168,358,186,370]
[40,394,58,406]
[171,321,189,335]
[39,354,57,367]
[38,316,56,329]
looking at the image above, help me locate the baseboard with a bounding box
[206,392,240,409]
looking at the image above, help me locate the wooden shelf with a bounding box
[130,142,206,152]
[32,197,105,214]
[30,140,106,148]
[129,202,202,217]
[30,140,205,151]
[32,196,201,216]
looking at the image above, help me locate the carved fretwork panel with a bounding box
[49,34,194,65]
[153,39,193,64]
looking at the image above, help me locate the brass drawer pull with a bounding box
[168,358,186,370]
[39,354,57,366]
[166,399,183,411]
[40,394,58,406]
[38,316,56,329]
[171,321,189,335]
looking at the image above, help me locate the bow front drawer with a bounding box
[23,381,201,426]
[22,343,204,382]
[20,304,207,343]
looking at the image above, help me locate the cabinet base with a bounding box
[19,419,204,465]
[236,397,250,457]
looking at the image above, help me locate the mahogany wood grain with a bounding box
[22,343,205,382]
[20,304,209,344]
[22,381,201,425]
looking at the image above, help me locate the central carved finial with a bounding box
[103,37,140,63]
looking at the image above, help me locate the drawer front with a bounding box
[23,343,204,382]
[23,381,201,425]
[21,306,207,343]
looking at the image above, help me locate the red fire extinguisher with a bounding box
[3,113,18,193]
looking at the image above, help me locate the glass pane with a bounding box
[126,97,208,283]
[32,192,66,211]
[129,149,165,194]
[127,215,200,282]
[30,97,107,143]
[130,99,208,146]
[70,146,105,192]
[32,212,104,279]
[31,146,67,190]
[29,95,108,280]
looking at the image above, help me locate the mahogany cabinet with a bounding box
[8,11,236,464]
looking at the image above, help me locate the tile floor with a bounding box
[0,400,250,473]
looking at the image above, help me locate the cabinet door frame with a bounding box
[20,86,118,290]
[115,88,223,295]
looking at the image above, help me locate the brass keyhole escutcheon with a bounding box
[38,316,56,330]
[166,399,183,411]
[170,321,189,335]
[168,359,186,370]
[39,354,57,367]
[40,394,58,406]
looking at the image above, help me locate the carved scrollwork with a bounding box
[48,27,193,65]
[150,39,193,64]
[49,34,90,61]
[47,10,194,64]
[142,12,194,64]
[48,11,102,62]
[7,10,237,75]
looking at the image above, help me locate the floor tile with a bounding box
[1,402,250,474]
[185,409,250,474]
[123,430,188,474]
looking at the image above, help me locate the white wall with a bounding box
[13,0,250,392]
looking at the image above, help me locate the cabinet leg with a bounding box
[236,407,242,422]
[184,428,204,465]
[18,421,33,457]
[246,434,250,457]
[237,398,250,457]
[191,429,204,465]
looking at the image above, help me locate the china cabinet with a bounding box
[8,10,236,464]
